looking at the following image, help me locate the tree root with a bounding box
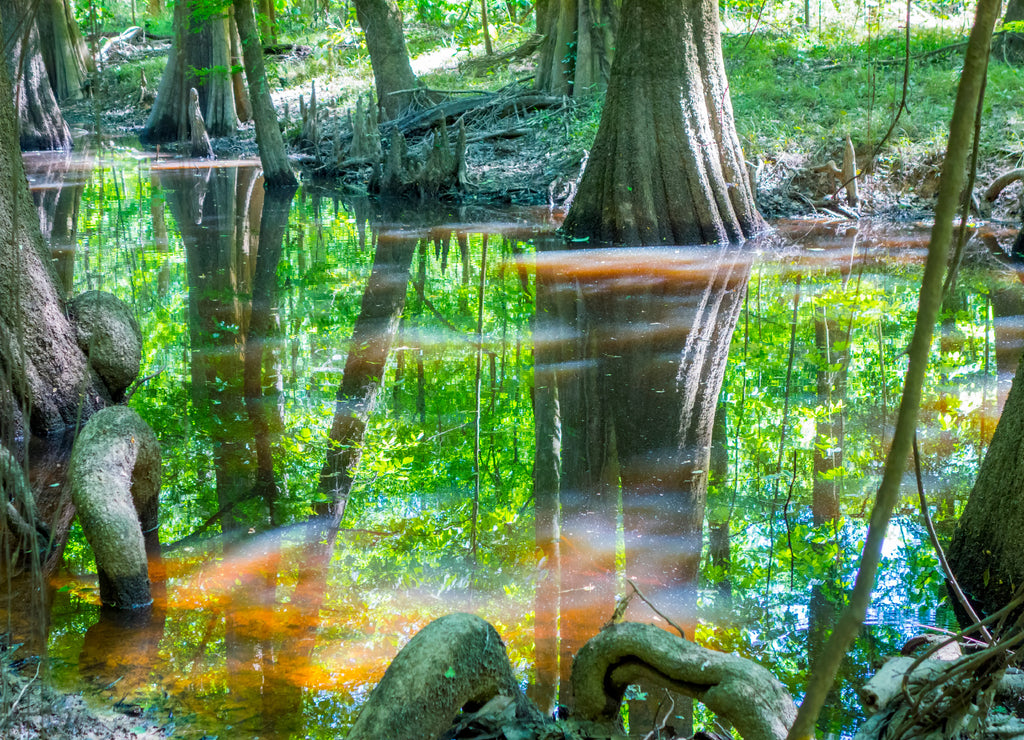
[0,444,44,562]
[347,613,545,740]
[69,406,161,610]
[571,622,796,740]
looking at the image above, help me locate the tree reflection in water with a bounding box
[533,239,752,724]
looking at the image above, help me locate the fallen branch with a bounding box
[459,34,544,75]
[983,168,1024,201]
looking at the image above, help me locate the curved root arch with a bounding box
[348,613,544,740]
[572,622,796,740]
[70,406,161,610]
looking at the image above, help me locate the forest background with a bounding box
[2,0,1024,737]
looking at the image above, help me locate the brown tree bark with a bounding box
[229,10,253,123]
[561,0,762,246]
[948,352,1024,624]
[35,0,94,102]
[1001,0,1024,62]
[258,0,277,45]
[353,0,420,120]
[141,0,238,144]
[232,0,297,188]
[535,0,617,97]
[1,0,73,150]
[0,42,106,438]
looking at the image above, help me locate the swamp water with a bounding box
[7,150,1023,738]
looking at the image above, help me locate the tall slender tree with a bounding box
[562,0,761,245]
[232,0,297,188]
[535,0,617,96]
[353,0,420,120]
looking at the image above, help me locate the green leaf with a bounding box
[444,666,457,679]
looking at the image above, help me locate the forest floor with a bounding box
[1,664,167,740]
[60,29,1024,232]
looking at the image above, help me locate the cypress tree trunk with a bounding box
[1002,0,1024,61]
[35,0,94,102]
[948,354,1024,624]
[258,0,277,44]
[535,0,617,97]
[229,11,253,123]
[561,0,762,246]
[353,0,420,120]
[232,0,297,188]
[1,0,72,150]
[0,43,107,437]
[141,0,237,144]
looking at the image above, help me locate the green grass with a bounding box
[723,28,1023,170]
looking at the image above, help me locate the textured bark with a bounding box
[188,87,216,158]
[572,622,796,740]
[35,0,94,102]
[353,0,420,120]
[69,406,161,610]
[232,0,297,188]
[228,11,252,123]
[1,0,72,150]
[0,46,106,437]
[561,0,762,245]
[141,0,237,144]
[66,290,143,401]
[348,613,544,740]
[257,0,277,44]
[948,354,1024,624]
[1001,0,1024,62]
[535,0,617,96]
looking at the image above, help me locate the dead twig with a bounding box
[626,580,687,639]
[912,433,993,645]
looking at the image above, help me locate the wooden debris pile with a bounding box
[288,82,566,200]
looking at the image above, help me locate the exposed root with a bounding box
[571,622,796,740]
[347,613,544,740]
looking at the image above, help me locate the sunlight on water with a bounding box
[7,151,1020,738]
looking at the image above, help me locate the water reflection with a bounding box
[533,241,752,718]
[8,153,1022,738]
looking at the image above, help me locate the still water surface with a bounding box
[9,150,1023,738]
